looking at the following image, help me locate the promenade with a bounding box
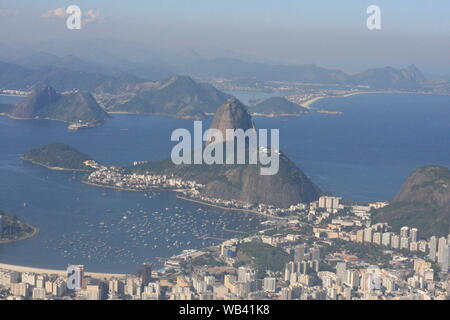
[0,263,129,280]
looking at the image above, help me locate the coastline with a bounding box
[107,111,204,120]
[0,113,105,129]
[21,157,92,172]
[82,180,186,193]
[0,262,129,280]
[250,112,305,118]
[299,90,440,110]
[83,180,283,220]
[175,195,285,220]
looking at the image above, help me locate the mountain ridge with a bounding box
[375,165,450,237]
[108,75,232,119]
[7,86,110,125]
[249,97,308,117]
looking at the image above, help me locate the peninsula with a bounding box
[0,210,38,244]
[22,143,97,172]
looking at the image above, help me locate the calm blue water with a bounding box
[0,93,449,273]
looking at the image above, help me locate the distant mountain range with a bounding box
[249,97,308,117]
[0,48,446,94]
[107,76,232,119]
[0,60,143,94]
[0,48,449,124]
[179,57,430,90]
[375,165,450,237]
[180,57,352,84]
[352,65,426,90]
[6,86,110,125]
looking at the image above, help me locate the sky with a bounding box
[0,0,449,75]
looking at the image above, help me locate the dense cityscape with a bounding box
[1,195,449,300]
[0,2,449,313]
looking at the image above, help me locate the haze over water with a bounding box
[0,93,449,273]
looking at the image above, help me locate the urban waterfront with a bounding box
[0,93,449,274]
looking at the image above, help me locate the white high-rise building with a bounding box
[346,270,360,289]
[336,262,347,283]
[400,237,410,250]
[391,234,400,249]
[437,237,449,273]
[429,236,438,261]
[400,226,409,238]
[410,228,419,243]
[263,277,276,292]
[373,232,382,245]
[364,228,373,243]
[237,266,256,283]
[32,287,46,300]
[318,196,341,213]
[381,232,391,247]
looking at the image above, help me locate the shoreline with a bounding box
[81,180,186,193]
[299,90,441,110]
[107,111,204,120]
[0,94,27,97]
[0,262,129,280]
[21,157,92,172]
[83,180,284,220]
[250,112,305,118]
[176,195,285,220]
[0,113,105,129]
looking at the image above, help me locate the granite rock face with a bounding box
[10,86,109,124]
[208,98,254,142]
[131,98,323,207]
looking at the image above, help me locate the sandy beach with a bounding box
[0,263,129,279]
[299,90,420,110]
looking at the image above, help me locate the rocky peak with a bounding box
[11,86,60,118]
[208,98,254,143]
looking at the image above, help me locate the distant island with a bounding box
[22,143,96,172]
[249,97,308,117]
[0,210,38,244]
[1,86,110,129]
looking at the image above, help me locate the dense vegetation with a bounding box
[237,240,293,277]
[325,239,392,267]
[0,210,34,240]
[23,143,93,171]
[191,253,226,267]
[249,97,307,116]
[376,165,450,237]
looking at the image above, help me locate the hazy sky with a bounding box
[1,0,449,75]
